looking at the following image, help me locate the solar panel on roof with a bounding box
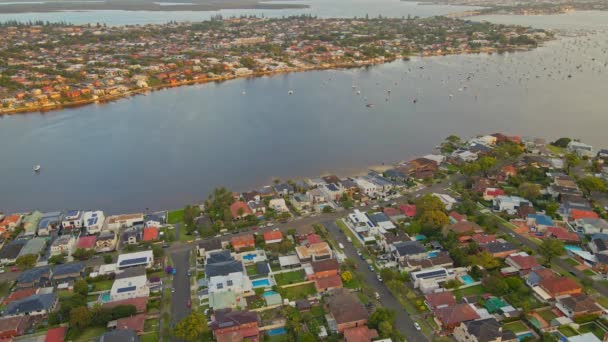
[416,269,447,279]
[119,257,148,266]
[117,286,137,293]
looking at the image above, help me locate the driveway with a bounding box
[170,249,192,341]
[323,220,428,342]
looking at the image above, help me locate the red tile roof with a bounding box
[383,207,402,218]
[142,227,159,242]
[231,234,255,249]
[102,297,148,313]
[507,254,540,270]
[540,277,582,297]
[116,313,146,333]
[449,212,466,222]
[547,227,580,242]
[263,231,283,242]
[45,327,67,342]
[471,234,496,245]
[315,274,343,291]
[3,288,37,306]
[448,221,482,235]
[484,188,505,198]
[435,303,480,326]
[76,235,97,249]
[311,258,339,273]
[230,201,253,219]
[306,233,322,244]
[343,326,379,342]
[399,204,416,217]
[570,209,599,221]
[425,292,456,309]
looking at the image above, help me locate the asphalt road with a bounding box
[323,220,428,342]
[170,249,191,340]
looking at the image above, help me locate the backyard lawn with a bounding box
[274,270,305,286]
[558,325,579,337]
[564,258,580,266]
[142,332,159,342]
[246,265,258,277]
[73,327,107,342]
[168,209,184,224]
[504,321,530,333]
[537,308,558,323]
[281,283,316,300]
[579,322,606,339]
[452,284,486,297]
[90,279,113,292]
[583,269,596,276]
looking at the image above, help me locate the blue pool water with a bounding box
[517,332,534,341]
[415,234,427,241]
[461,275,475,285]
[243,253,256,261]
[99,292,111,303]
[565,245,583,252]
[252,278,271,287]
[268,327,286,336]
[263,291,278,297]
[428,252,438,258]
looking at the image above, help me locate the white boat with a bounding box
[288,90,294,95]
[33,165,41,172]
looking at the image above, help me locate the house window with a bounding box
[227,280,233,287]
[217,283,223,289]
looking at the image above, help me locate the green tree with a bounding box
[70,306,92,329]
[565,153,580,174]
[462,162,481,177]
[419,210,449,229]
[538,239,564,264]
[551,137,571,148]
[518,182,541,200]
[74,279,89,296]
[152,244,164,258]
[341,271,353,283]
[15,254,37,270]
[578,176,606,196]
[48,254,66,264]
[172,312,208,342]
[72,248,94,261]
[415,194,446,214]
[103,254,113,264]
[477,156,497,176]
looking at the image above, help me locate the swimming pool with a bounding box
[415,234,427,241]
[428,251,438,258]
[263,291,278,297]
[461,275,475,285]
[565,245,583,252]
[99,292,111,303]
[517,332,534,341]
[243,253,256,261]
[267,327,286,336]
[252,278,271,288]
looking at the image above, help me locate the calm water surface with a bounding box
[1,11,608,213]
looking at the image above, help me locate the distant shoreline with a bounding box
[0,45,540,116]
[0,0,308,14]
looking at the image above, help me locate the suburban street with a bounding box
[323,220,428,342]
[170,249,191,341]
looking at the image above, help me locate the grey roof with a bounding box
[98,329,140,342]
[5,293,56,315]
[255,261,270,275]
[394,241,426,256]
[484,242,517,254]
[205,251,243,278]
[97,231,116,241]
[0,240,27,259]
[17,267,51,284]
[370,212,391,224]
[198,238,222,251]
[52,262,85,278]
[464,318,503,342]
[273,183,294,193]
[210,309,258,330]
[596,253,608,264]
[116,266,146,279]
[593,239,607,252]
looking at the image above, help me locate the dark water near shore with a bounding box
[1,11,608,214]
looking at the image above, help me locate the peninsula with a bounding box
[0,16,552,115]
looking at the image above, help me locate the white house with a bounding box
[61,210,83,230]
[50,235,76,256]
[493,196,530,214]
[110,274,149,302]
[411,267,456,294]
[116,250,154,269]
[83,210,105,235]
[354,177,381,198]
[269,198,289,213]
[567,141,594,158]
[208,272,253,296]
[105,213,144,231]
[433,193,458,210]
[321,183,344,201]
[452,150,478,163]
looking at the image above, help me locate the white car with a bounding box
[347,237,352,243]
[414,322,421,331]
[338,242,345,249]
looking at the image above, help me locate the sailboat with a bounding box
[33,165,41,172]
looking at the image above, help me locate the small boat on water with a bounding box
[288,90,294,95]
[33,165,41,172]
[366,103,375,108]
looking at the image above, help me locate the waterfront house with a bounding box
[18,237,47,260]
[61,210,83,231]
[326,288,369,333]
[106,213,144,231]
[230,201,253,220]
[122,227,142,245]
[269,198,289,213]
[83,210,105,234]
[37,211,62,236]
[0,214,22,236]
[273,183,294,197]
[142,227,159,242]
[76,235,97,250]
[567,141,594,158]
[96,230,117,252]
[22,211,43,237]
[50,235,75,256]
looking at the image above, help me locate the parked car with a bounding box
[414,322,421,331]
[338,243,345,249]
[368,265,374,272]
[347,237,352,243]
[171,288,176,293]
[377,275,383,282]
[187,299,192,308]
[374,292,380,300]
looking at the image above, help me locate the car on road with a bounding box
[187,299,192,308]
[374,292,380,300]
[377,275,383,282]
[338,242,345,249]
[368,265,374,272]
[347,237,352,243]
[267,223,274,227]
[414,322,421,331]
[187,271,191,277]
[171,288,176,293]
